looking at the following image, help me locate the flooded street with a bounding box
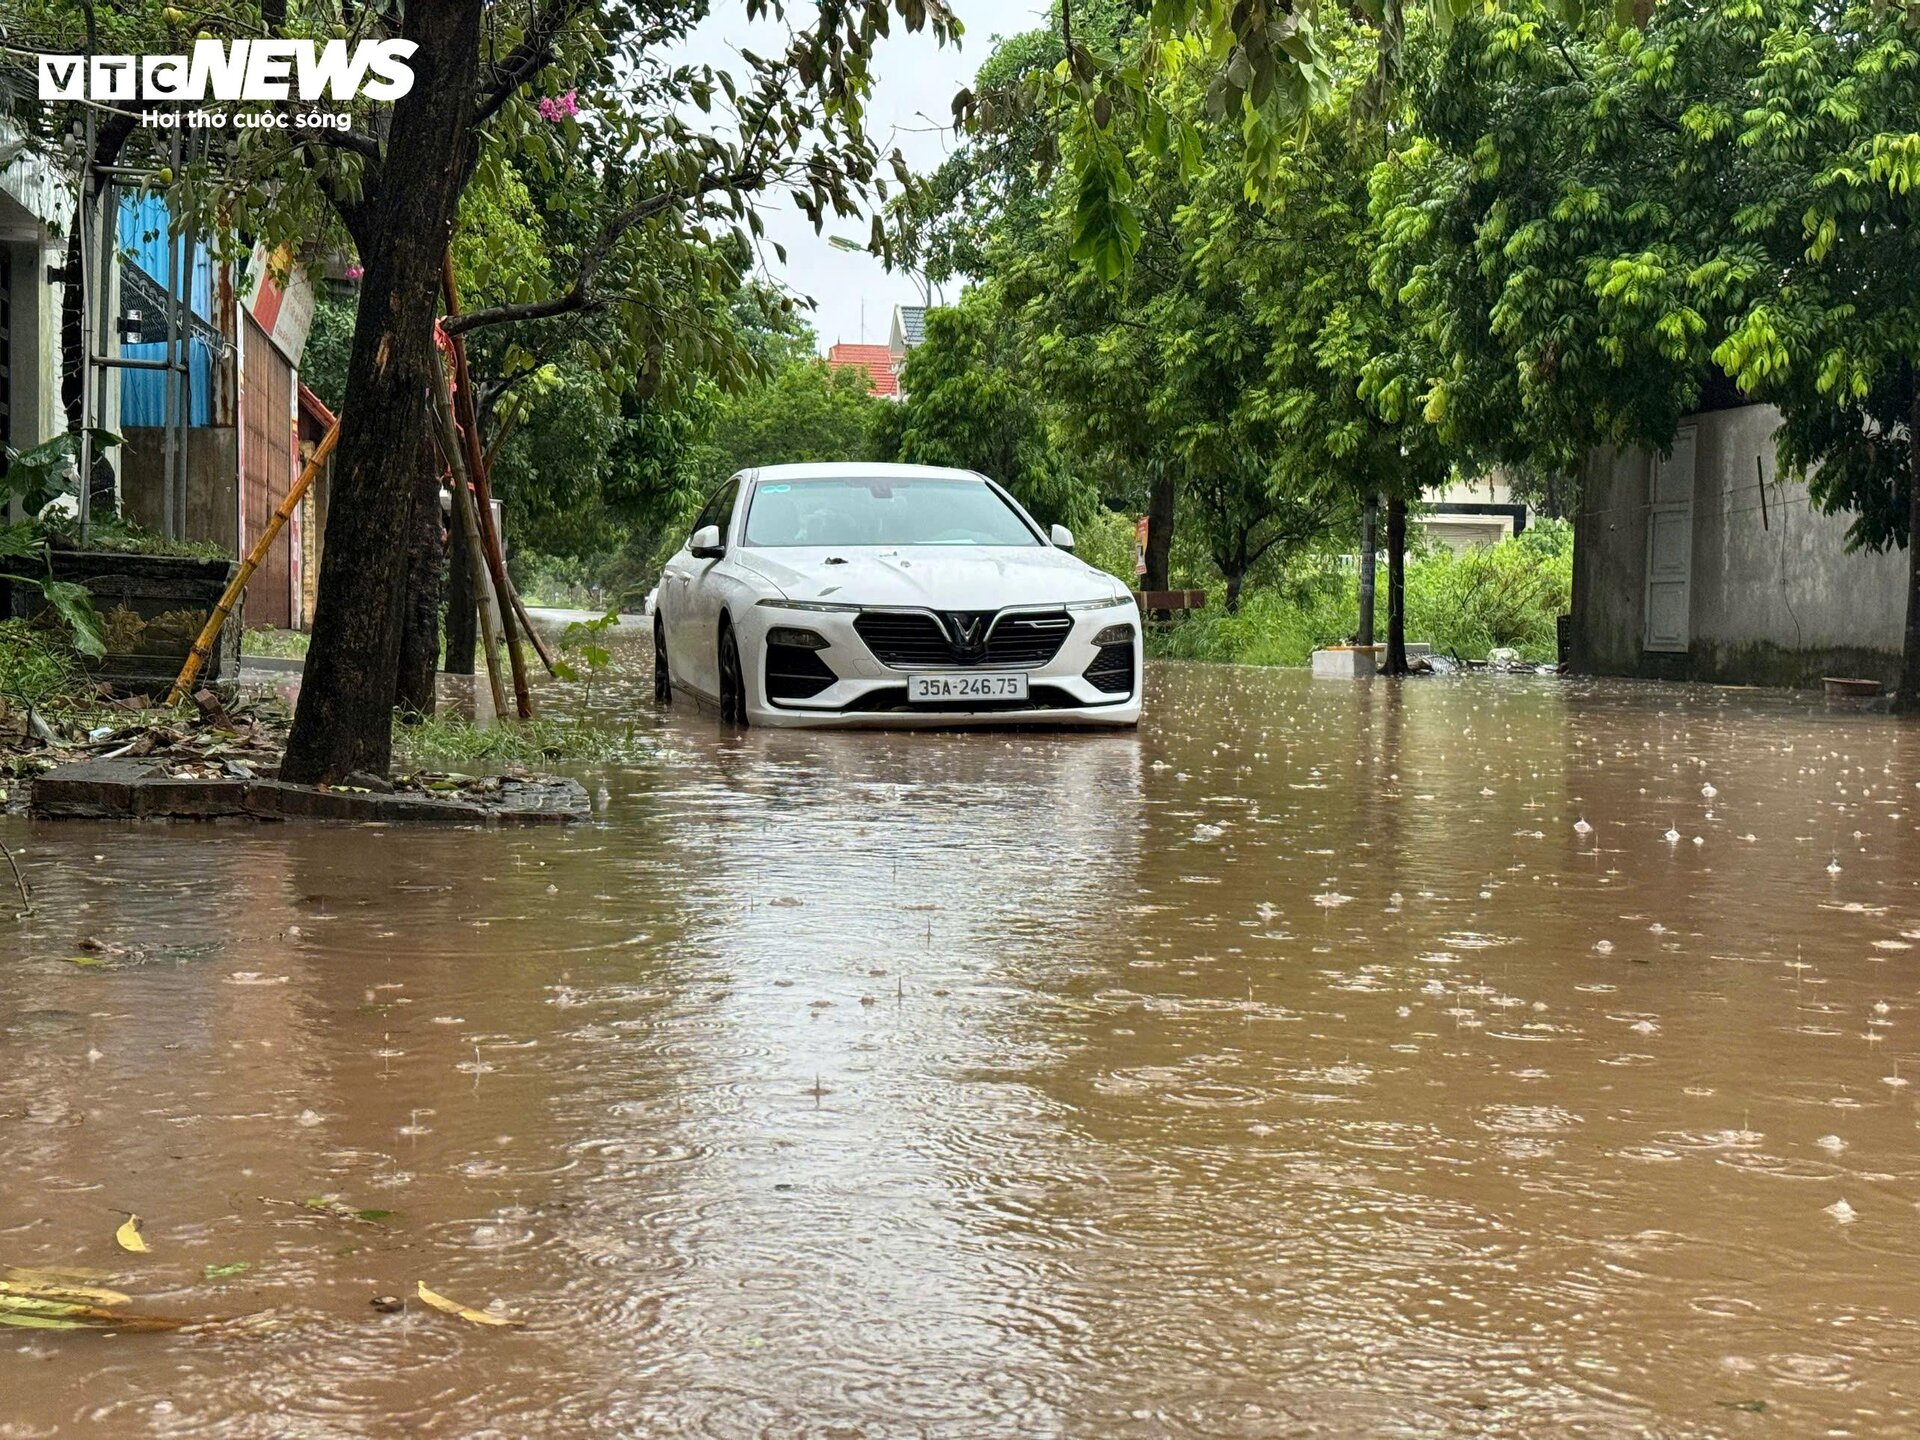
[3,658,1919,1437]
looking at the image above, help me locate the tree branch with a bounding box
[472,0,589,131]
[443,168,760,336]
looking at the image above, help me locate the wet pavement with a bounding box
[2,656,1918,1437]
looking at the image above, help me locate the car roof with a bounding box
[740,462,986,485]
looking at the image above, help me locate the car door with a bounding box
[679,476,741,698]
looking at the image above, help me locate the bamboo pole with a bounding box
[467,402,559,676]
[429,369,511,722]
[169,419,340,704]
[441,252,534,719]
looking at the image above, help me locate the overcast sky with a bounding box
[683,0,1049,354]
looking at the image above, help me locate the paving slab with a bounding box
[30,759,589,825]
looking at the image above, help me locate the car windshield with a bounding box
[743,477,1040,548]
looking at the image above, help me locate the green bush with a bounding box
[1407,518,1571,662]
[1073,508,1140,588]
[1151,566,1353,666]
[1149,520,1572,667]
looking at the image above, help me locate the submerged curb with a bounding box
[29,759,588,826]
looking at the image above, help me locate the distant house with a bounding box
[0,120,67,468]
[888,304,925,394]
[825,342,899,399]
[1419,475,1531,553]
[113,196,317,629]
[1569,401,1906,690]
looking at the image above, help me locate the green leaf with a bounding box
[40,580,106,659]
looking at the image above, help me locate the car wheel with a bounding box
[653,617,672,704]
[717,620,748,727]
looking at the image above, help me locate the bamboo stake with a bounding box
[169,419,339,704]
[441,253,534,719]
[468,399,557,676]
[429,369,510,722]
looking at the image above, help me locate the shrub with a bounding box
[1148,520,1572,667]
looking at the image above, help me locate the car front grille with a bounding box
[852,609,1073,669]
[986,612,1073,665]
[852,612,953,668]
[764,641,839,702]
[1083,638,1135,695]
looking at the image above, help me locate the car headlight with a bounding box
[1066,595,1134,611]
[755,599,864,612]
[1093,623,1135,646]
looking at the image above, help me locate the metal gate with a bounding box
[240,315,295,628]
[0,249,12,457]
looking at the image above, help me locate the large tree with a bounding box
[7,0,961,777]
[1376,0,1920,702]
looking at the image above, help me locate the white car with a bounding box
[654,463,1142,727]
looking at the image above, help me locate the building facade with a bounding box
[0,121,66,466]
[1570,402,1907,689]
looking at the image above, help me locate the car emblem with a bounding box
[943,612,991,659]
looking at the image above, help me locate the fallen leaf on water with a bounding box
[415,1281,520,1327]
[203,1262,250,1280]
[0,1276,188,1332]
[0,1276,130,1307]
[115,1216,150,1253]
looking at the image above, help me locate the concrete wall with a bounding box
[1572,403,1908,688]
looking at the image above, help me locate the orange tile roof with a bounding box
[826,342,900,397]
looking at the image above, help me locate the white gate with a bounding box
[1644,426,1695,653]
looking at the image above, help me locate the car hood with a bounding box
[735,546,1127,610]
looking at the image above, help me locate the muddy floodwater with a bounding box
[3,659,1919,1437]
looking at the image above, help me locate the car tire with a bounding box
[717,619,748,727]
[653,616,672,704]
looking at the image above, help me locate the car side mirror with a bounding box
[1050,523,1075,550]
[689,524,724,559]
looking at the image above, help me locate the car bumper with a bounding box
[738,600,1143,728]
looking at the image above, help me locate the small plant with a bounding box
[242,627,312,659]
[392,710,646,768]
[553,608,620,701]
[0,431,121,659]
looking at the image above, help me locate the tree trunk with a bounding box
[1384,494,1408,676]
[1899,377,1920,712]
[445,500,476,674]
[1224,531,1248,613]
[280,1,483,785]
[1144,461,1176,593]
[394,431,444,717]
[1357,494,1378,647]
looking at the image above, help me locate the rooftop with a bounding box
[824,342,900,398]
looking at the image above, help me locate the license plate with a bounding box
[907,672,1028,703]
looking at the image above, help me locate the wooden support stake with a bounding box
[170,418,339,704]
[441,252,535,718]
[430,371,510,723]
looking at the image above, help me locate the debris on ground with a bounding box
[0,1268,188,1333]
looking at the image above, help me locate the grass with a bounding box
[242,627,311,659]
[0,621,87,712]
[1152,521,1573,668]
[393,711,650,768]
[44,513,232,562]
